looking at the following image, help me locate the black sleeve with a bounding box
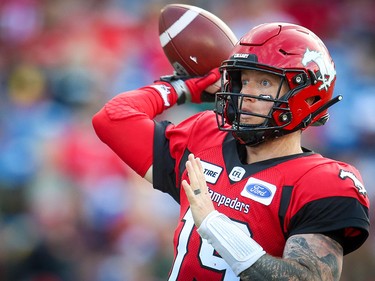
[152,120,180,203]
[288,196,370,255]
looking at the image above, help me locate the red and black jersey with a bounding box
[92,87,369,281]
[153,110,370,281]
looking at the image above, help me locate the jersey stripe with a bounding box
[160,7,201,47]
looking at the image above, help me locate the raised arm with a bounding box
[92,70,220,183]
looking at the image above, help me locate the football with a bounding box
[159,4,238,76]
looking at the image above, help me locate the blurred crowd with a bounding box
[0,0,374,280]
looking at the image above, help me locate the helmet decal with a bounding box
[232,53,258,61]
[302,48,336,91]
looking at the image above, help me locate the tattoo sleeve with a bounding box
[239,234,343,281]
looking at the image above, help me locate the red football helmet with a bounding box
[215,22,341,146]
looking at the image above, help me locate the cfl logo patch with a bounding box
[229,166,246,182]
[339,169,367,196]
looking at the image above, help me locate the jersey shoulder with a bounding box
[282,155,370,254]
[282,154,369,207]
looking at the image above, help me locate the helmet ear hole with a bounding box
[306,95,320,105]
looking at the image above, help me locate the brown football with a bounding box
[159,4,238,76]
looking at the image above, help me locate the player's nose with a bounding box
[240,94,256,104]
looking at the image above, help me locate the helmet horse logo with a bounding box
[302,48,336,91]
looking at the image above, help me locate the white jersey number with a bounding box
[168,209,250,280]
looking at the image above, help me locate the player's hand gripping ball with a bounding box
[159,4,238,76]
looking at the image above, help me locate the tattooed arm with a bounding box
[239,233,343,281]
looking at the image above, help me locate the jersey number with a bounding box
[168,209,250,280]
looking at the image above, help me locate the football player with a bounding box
[93,22,370,280]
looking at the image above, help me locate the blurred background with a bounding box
[0,0,373,280]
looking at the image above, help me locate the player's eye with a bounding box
[260,79,271,87]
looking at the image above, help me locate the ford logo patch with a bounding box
[246,184,272,198]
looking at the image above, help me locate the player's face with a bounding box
[238,70,289,125]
